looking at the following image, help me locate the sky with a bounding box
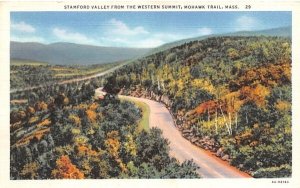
[11,11,291,48]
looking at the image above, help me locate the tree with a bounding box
[20,162,39,179]
[54,93,67,108]
[26,106,35,117]
[51,155,84,179]
[236,103,262,133]
[136,128,171,171]
[104,75,121,95]
[227,48,239,60]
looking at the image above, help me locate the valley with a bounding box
[10,30,292,179]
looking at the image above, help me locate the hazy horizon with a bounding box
[11,11,291,48]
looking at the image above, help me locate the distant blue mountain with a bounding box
[11,26,291,65]
[10,42,152,65]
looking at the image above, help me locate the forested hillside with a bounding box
[10,76,199,179]
[147,26,291,55]
[105,36,292,178]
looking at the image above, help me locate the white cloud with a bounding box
[53,28,95,45]
[108,18,149,36]
[197,27,213,36]
[153,33,184,41]
[144,33,185,47]
[235,16,259,31]
[11,21,36,33]
[135,38,165,48]
[101,18,193,47]
[101,31,186,48]
[11,35,45,43]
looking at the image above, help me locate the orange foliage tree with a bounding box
[105,131,121,159]
[194,100,218,116]
[230,62,291,91]
[51,155,84,179]
[86,109,97,123]
[105,131,127,172]
[240,84,270,107]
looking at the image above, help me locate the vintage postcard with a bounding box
[0,0,299,188]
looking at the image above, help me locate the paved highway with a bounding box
[121,95,252,178]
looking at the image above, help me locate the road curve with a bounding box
[121,95,252,178]
[11,61,251,178]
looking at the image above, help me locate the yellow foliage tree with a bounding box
[275,100,291,112]
[69,114,81,126]
[191,78,215,93]
[124,134,137,157]
[20,162,39,179]
[227,48,239,60]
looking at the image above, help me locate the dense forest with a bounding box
[10,73,199,179]
[10,35,292,179]
[105,36,292,178]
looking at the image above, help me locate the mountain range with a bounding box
[10,42,151,65]
[10,26,291,65]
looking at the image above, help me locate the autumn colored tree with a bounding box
[34,101,48,111]
[240,84,270,107]
[104,131,127,173]
[20,162,39,179]
[51,155,84,179]
[26,106,36,117]
[86,109,97,123]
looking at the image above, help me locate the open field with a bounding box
[11,59,48,66]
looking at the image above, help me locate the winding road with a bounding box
[121,95,252,178]
[11,60,252,178]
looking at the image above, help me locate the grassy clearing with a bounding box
[120,96,150,132]
[11,59,48,66]
[51,63,121,78]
